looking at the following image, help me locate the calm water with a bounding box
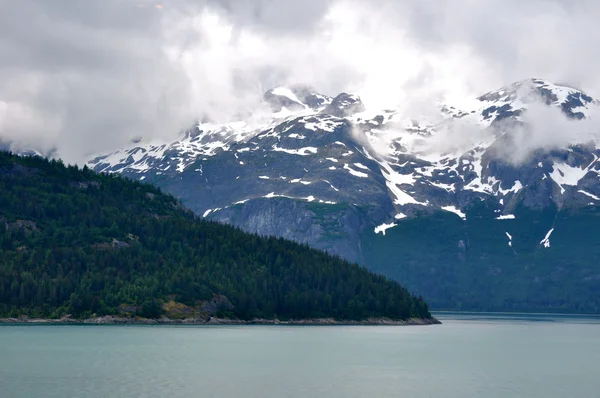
[1,314,600,398]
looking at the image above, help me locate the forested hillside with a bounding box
[0,152,432,321]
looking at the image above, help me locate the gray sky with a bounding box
[1,0,599,163]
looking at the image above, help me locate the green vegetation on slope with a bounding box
[0,152,431,320]
[362,199,600,313]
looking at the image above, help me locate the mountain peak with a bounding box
[458,78,597,125]
[263,85,332,113]
[322,92,364,117]
[479,79,594,108]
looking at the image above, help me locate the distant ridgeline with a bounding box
[0,152,431,321]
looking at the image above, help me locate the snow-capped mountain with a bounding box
[89,79,600,312]
[89,78,600,225]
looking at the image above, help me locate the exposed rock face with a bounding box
[200,295,234,315]
[70,181,101,189]
[322,93,365,117]
[92,237,136,251]
[5,220,39,237]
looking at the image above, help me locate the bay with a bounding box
[1,314,599,398]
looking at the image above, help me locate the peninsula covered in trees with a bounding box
[0,152,435,323]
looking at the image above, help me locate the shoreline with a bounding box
[0,316,442,326]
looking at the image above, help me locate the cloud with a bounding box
[494,102,600,165]
[1,0,600,163]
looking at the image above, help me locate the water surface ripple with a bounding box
[1,314,599,398]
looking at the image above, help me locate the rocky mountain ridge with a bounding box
[89,78,600,235]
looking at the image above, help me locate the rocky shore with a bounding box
[0,315,441,326]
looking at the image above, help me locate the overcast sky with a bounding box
[1,0,599,163]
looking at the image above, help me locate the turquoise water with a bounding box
[1,314,599,397]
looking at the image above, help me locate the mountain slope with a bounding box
[0,151,433,321]
[89,79,600,313]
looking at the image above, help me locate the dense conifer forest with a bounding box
[0,152,431,320]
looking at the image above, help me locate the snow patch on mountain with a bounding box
[579,190,600,200]
[379,161,424,206]
[496,214,516,220]
[505,231,513,247]
[272,145,319,156]
[540,228,555,248]
[303,116,344,132]
[343,163,368,178]
[374,222,397,236]
[550,156,598,193]
[441,206,466,220]
[271,87,307,108]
